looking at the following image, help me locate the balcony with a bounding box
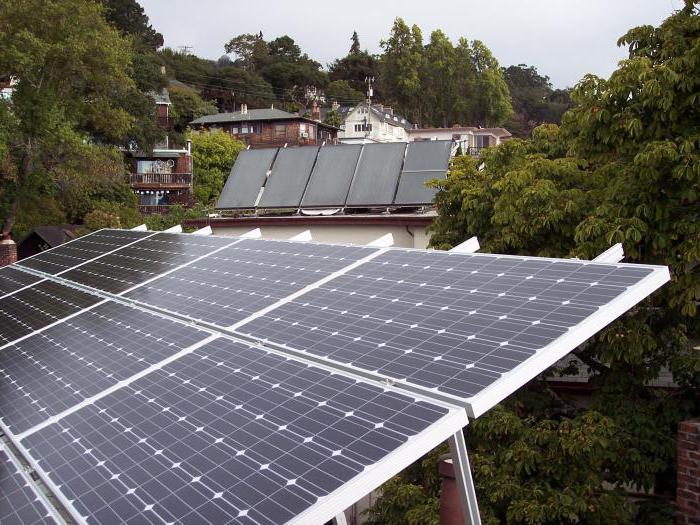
[129,172,193,189]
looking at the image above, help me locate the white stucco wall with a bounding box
[209,224,432,249]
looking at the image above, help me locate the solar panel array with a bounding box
[0,445,59,524]
[215,141,454,210]
[0,229,669,524]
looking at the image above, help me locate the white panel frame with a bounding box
[163,224,183,233]
[367,233,394,247]
[449,236,480,254]
[191,226,213,236]
[288,407,468,525]
[465,265,669,417]
[241,227,262,239]
[289,230,312,242]
[593,243,624,263]
[130,224,148,232]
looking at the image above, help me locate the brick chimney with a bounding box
[311,100,321,122]
[677,419,700,525]
[439,455,465,525]
[0,234,17,267]
[241,103,248,115]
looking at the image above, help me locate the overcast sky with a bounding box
[140,0,677,88]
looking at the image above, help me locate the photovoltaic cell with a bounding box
[0,280,101,346]
[0,267,42,297]
[257,147,319,209]
[0,446,58,524]
[300,144,363,207]
[216,149,279,209]
[17,229,152,275]
[22,338,459,525]
[238,249,660,402]
[0,301,211,436]
[58,232,236,294]
[346,142,407,207]
[394,140,452,205]
[125,239,376,327]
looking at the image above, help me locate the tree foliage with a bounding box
[0,0,161,237]
[188,130,245,205]
[325,80,365,105]
[370,4,699,524]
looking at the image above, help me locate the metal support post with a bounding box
[448,431,481,525]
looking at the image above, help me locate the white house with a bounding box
[407,126,512,155]
[338,103,413,144]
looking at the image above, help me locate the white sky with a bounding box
[140,0,678,88]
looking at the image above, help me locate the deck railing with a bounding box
[129,173,193,186]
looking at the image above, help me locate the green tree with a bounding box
[369,3,699,523]
[328,50,379,97]
[380,18,424,122]
[0,0,160,238]
[224,32,269,71]
[168,85,218,133]
[350,31,361,54]
[325,80,365,105]
[323,110,341,128]
[99,0,163,50]
[189,130,245,205]
[421,30,456,127]
[468,40,513,126]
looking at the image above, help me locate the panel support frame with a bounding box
[448,430,482,525]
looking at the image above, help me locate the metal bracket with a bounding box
[448,431,482,525]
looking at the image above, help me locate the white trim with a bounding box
[449,237,480,254]
[163,224,183,233]
[367,233,394,247]
[0,298,110,352]
[593,243,624,263]
[448,432,481,525]
[287,407,468,525]
[241,228,262,239]
[288,230,312,242]
[466,265,670,418]
[14,334,220,440]
[191,226,213,236]
[0,443,66,524]
[228,247,387,331]
[0,275,47,300]
[333,513,348,525]
[130,224,148,232]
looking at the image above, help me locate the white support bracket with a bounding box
[449,236,480,254]
[289,230,312,242]
[241,228,262,239]
[130,224,148,232]
[592,243,624,263]
[448,431,482,525]
[163,224,183,233]
[367,233,394,247]
[333,513,348,525]
[192,226,213,236]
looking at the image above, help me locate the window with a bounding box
[230,126,239,134]
[274,124,286,137]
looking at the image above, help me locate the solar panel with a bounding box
[125,239,377,327]
[216,149,279,209]
[58,233,237,294]
[0,281,101,347]
[0,266,42,297]
[346,142,407,207]
[0,301,211,436]
[0,446,59,524]
[17,229,152,275]
[394,141,452,205]
[300,144,363,208]
[20,337,465,525]
[236,248,668,415]
[257,147,320,209]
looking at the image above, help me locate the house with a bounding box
[190,105,339,148]
[0,76,17,100]
[338,103,413,144]
[407,126,512,155]
[17,225,81,259]
[124,88,194,215]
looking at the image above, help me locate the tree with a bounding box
[323,110,341,128]
[369,3,699,523]
[504,64,572,137]
[325,80,365,105]
[328,51,379,97]
[421,30,456,127]
[224,32,269,71]
[0,0,161,238]
[188,130,245,205]
[168,85,218,133]
[350,31,361,54]
[468,40,513,126]
[380,18,424,122]
[99,0,163,50]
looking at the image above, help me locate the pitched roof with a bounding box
[191,108,300,124]
[20,225,81,248]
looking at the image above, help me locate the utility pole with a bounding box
[365,76,374,107]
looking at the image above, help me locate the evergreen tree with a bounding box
[350,31,361,54]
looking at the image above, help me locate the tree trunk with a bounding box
[1,138,31,238]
